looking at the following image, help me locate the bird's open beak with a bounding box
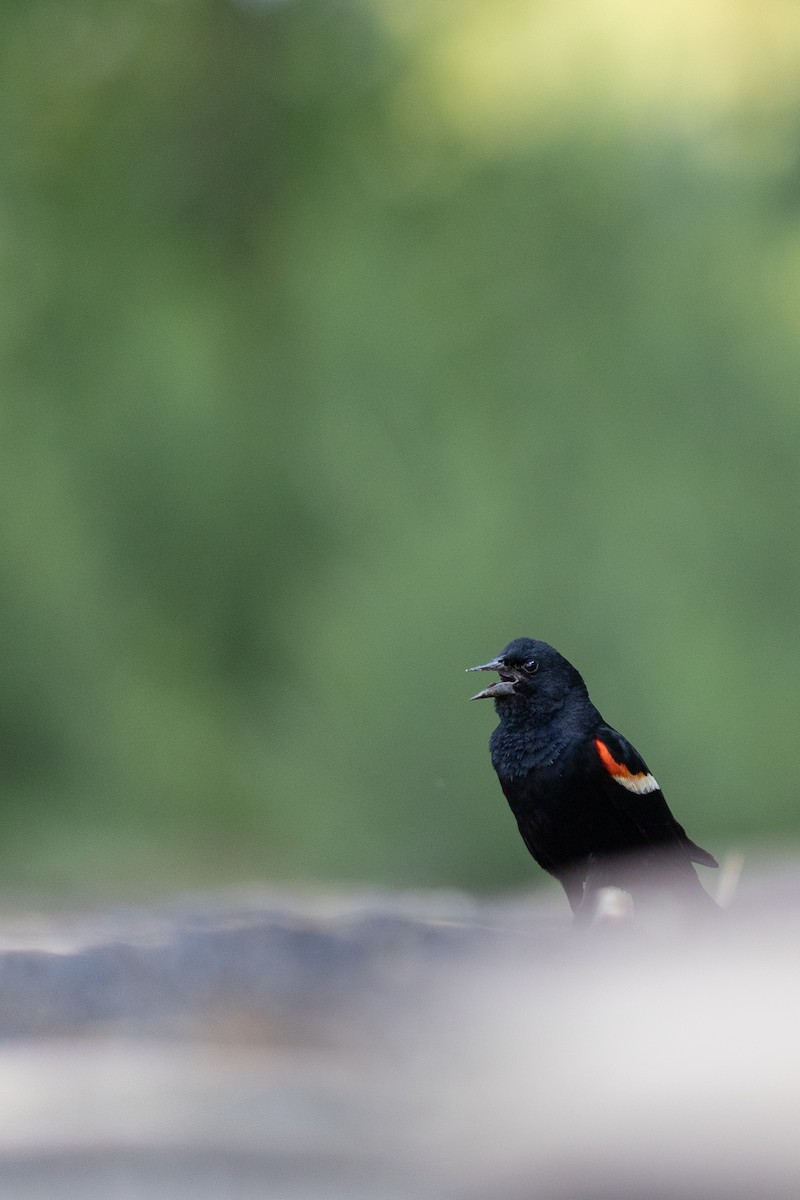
[466,659,517,701]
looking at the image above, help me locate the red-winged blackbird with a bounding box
[468,637,717,918]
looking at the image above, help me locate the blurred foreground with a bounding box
[0,864,797,1197]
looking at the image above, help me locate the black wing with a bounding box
[592,725,717,868]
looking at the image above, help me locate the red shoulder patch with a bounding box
[594,738,660,795]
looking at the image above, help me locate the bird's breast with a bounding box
[489,725,571,780]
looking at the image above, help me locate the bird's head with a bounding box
[467,637,586,709]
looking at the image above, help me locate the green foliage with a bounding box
[0,0,797,896]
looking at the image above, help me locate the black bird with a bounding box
[467,637,717,919]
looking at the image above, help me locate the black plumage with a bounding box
[468,637,717,919]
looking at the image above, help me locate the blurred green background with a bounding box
[1,0,798,899]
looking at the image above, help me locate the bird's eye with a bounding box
[524,659,538,673]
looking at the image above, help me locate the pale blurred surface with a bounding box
[0,867,798,1198]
